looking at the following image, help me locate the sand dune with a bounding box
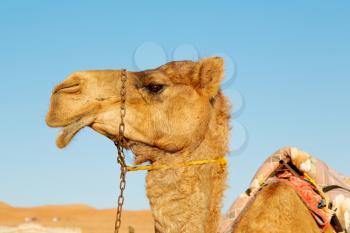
[0,202,11,209]
[0,201,154,233]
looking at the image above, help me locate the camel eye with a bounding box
[145,84,165,94]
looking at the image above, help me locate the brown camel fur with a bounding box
[231,182,335,233]
[46,57,333,233]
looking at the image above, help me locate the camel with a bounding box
[46,57,335,233]
[229,183,335,233]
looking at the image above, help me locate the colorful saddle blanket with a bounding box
[220,147,350,233]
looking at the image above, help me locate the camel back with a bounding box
[220,147,350,233]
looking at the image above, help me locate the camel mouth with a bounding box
[56,116,96,148]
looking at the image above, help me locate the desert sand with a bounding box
[0,201,154,233]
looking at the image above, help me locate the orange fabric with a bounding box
[277,172,331,230]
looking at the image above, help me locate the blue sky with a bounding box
[0,1,349,211]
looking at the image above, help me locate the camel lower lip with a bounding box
[56,116,96,148]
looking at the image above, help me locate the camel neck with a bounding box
[145,113,228,233]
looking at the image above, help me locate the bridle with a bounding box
[113,69,128,233]
[112,69,227,233]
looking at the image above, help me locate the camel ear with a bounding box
[196,57,224,97]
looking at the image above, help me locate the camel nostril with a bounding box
[53,82,81,94]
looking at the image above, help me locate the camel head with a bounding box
[46,57,225,163]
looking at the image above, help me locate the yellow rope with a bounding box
[303,172,328,201]
[302,171,336,224]
[126,157,227,172]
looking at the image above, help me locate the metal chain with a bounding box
[114,69,128,233]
